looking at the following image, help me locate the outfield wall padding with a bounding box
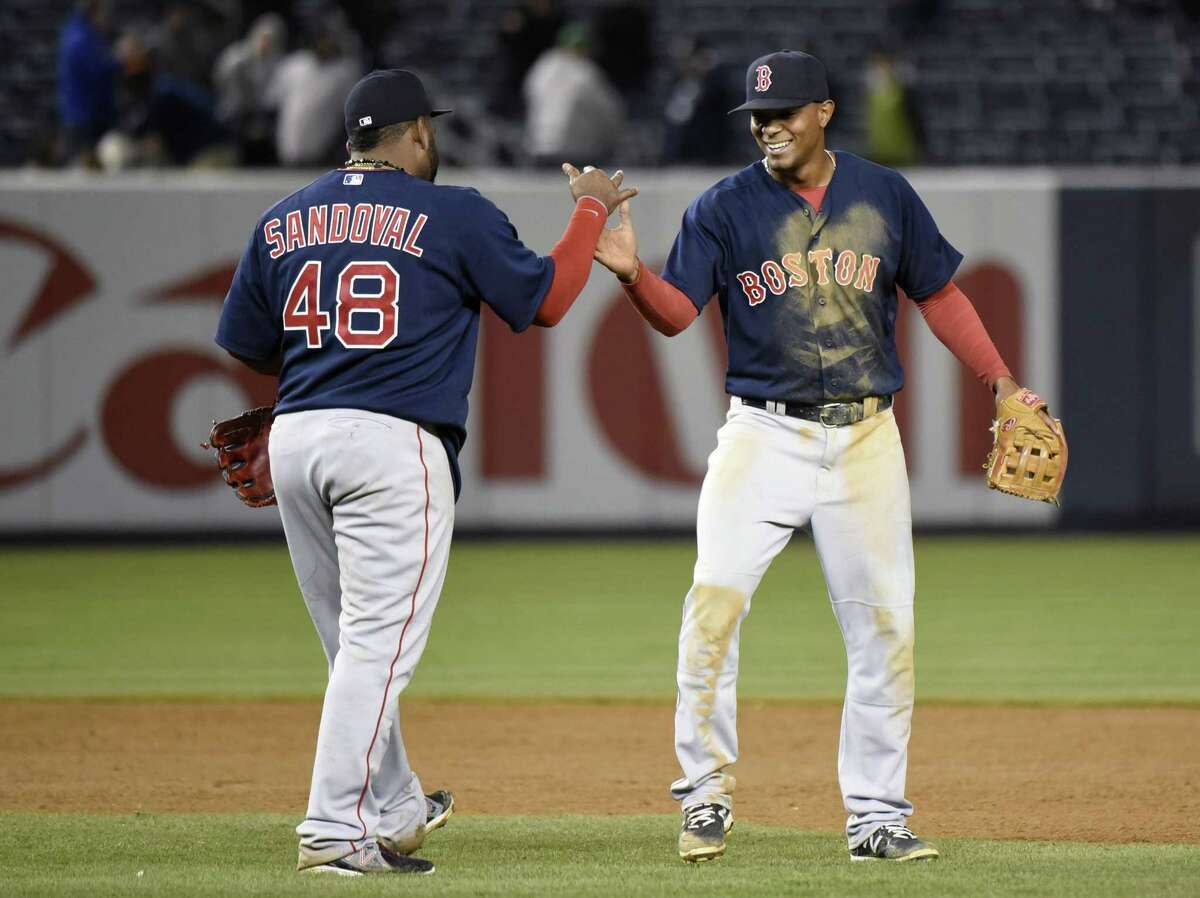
[0,169,1196,532]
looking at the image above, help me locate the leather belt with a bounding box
[738,394,893,427]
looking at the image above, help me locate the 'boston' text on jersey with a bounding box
[737,249,881,306]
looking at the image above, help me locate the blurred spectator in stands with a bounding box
[154,2,232,91]
[267,11,365,166]
[114,29,236,168]
[488,0,564,120]
[524,21,625,167]
[864,47,924,167]
[214,13,287,165]
[590,1,653,103]
[661,35,740,165]
[57,0,119,165]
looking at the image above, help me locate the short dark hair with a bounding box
[347,120,413,153]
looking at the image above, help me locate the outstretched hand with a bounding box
[594,200,640,283]
[561,163,639,215]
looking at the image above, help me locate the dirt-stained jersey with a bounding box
[661,151,962,403]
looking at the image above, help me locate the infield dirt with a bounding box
[3,701,1196,845]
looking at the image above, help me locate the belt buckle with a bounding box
[819,403,852,427]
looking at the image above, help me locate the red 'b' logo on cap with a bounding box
[755,65,772,92]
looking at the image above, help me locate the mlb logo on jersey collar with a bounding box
[343,173,364,186]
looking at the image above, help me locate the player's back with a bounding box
[217,167,553,449]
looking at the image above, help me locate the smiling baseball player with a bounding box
[213,69,636,876]
[590,49,1061,863]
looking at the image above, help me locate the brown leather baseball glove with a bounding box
[984,388,1067,505]
[202,406,276,508]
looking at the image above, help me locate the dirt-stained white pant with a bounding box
[269,409,455,869]
[671,398,916,849]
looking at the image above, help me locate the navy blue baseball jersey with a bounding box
[661,151,962,403]
[216,168,555,495]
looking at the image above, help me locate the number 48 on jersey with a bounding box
[283,260,401,349]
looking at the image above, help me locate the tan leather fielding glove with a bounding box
[202,406,276,508]
[984,389,1067,505]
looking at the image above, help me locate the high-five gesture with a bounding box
[560,163,638,215]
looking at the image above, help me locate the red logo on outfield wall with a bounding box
[0,212,1029,496]
[0,221,96,489]
[0,220,274,493]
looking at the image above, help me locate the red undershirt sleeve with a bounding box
[619,259,700,336]
[533,196,608,327]
[914,280,1013,389]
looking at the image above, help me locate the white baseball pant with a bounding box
[671,398,916,848]
[269,408,454,869]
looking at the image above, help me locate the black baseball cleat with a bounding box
[301,841,434,876]
[378,842,438,873]
[849,823,939,862]
[678,803,734,862]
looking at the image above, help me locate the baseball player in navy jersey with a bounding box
[215,69,636,876]
[591,50,1049,863]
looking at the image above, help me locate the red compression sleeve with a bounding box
[620,260,700,336]
[533,196,608,327]
[915,280,1013,389]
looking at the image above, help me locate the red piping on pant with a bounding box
[352,423,431,845]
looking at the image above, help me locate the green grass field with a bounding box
[3,813,1198,898]
[2,537,1197,703]
[2,536,1198,896]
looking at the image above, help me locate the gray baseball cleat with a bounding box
[678,803,734,862]
[849,823,939,862]
[380,789,455,855]
[424,789,455,833]
[300,840,434,876]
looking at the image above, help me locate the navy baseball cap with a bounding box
[729,50,830,113]
[344,69,452,136]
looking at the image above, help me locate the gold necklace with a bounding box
[343,158,401,170]
[761,149,837,186]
